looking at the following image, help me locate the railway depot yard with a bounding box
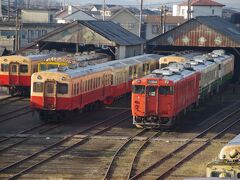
[0,85,240,179]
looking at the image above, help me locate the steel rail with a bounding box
[156,118,240,180]
[127,131,161,179]
[1,110,131,179]
[130,107,240,179]
[102,129,149,180]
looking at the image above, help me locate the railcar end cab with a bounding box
[132,78,176,128]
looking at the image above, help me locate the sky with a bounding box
[65,0,240,10]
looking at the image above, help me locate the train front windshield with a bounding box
[132,85,145,94]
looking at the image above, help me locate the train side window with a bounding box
[159,86,174,95]
[58,83,68,94]
[132,85,145,94]
[77,83,79,94]
[74,84,77,95]
[1,64,9,72]
[11,65,17,72]
[129,66,132,76]
[20,64,28,73]
[147,86,156,96]
[33,82,43,92]
[218,64,221,70]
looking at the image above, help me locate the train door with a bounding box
[9,62,19,85]
[145,86,158,115]
[43,81,57,110]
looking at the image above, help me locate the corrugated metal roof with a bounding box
[147,16,240,47]
[196,16,240,44]
[79,20,145,45]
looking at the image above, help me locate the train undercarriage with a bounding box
[133,116,175,129]
[9,86,30,97]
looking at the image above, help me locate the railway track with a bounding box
[0,105,30,123]
[0,96,25,106]
[103,129,160,180]
[0,110,131,179]
[129,105,240,179]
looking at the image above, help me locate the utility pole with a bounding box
[138,0,143,37]
[163,5,167,33]
[15,9,20,51]
[103,0,106,21]
[160,5,164,34]
[8,0,10,20]
[187,0,191,20]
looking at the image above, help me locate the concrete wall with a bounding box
[117,44,143,59]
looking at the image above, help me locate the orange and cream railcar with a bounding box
[159,51,203,68]
[31,54,162,121]
[0,52,66,96]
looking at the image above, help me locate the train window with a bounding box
[11,65,17,73]
[129,66,132,76]
[132,85,145,94]
[237,173,240,178]
[77,83,79,94]
[211,171,220,177]
[147,86,156,96]
[33,82,43,92]
[218,64,221,70]
[159,86,174,95]
[47,83,54,93]
[40,64,47,71]
[111,74,113,85]
[58,83,68,94]
[1,64,9,72]
[48,64,58,70]
[20,65,28,73]
[133,66,137,75]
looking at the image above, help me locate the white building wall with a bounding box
[173,4,223,19]
[172,5,179,16]
[192,6,222,18]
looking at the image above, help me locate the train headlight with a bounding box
[3,59,7,62]
[37,75,42,80]
[62,77,66,81]
[165,80,169,84]
[136,79,141,83]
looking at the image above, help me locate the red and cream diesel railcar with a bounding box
[132,64,200,128]
[31,54,162,121]
[0,52,66,96]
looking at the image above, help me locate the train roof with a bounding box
[226,134,240,146]
[218,134,240,160]
[43,64,111,78]
[147,67,197,83]
[37,54,161,78]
